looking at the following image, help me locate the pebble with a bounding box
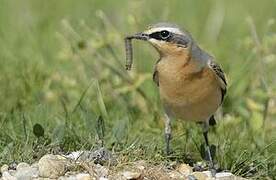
[202,170,212,178]
[192,171,208,180]
[177,163,193,175]
[99,177,109,180]
[216,172,235,180]
[94,164,108,177]
[7,170,16,176]
[38,154,68,178]
[122,171,142,180]
[0,153,245,180]
[132,160,146,170]
[14,166,39,180]
[75,173,92,180]
[66,148,116,165]
[31,162,39,169]
[1,164,9,173]
[58,173,92,180]
[1,171,17,180]
[187,174,197,180]
[168,171,186,179]
[16,162,30,170]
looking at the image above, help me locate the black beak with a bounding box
[125,32,149,41]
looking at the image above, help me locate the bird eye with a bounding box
[160,30,171,39]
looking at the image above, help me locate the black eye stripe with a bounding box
[149,31,172,41]
[149,32,190,47]
[149,32,164,40]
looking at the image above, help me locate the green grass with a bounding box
[0,0,276,178]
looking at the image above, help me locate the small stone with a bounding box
[192,171,208,180]
[202,170,212,178]
[14,166,39,180]
[58,173,92,180]
[123,171,142,180]
[2,171,17,180]
[168,161,177,169]
[187,175,197,180]
[99,177,108,180]
[8,170,16,176]
[1,164,9,173]
[94,164,108,177]
[193,161,207,172]
[66,148,116,166]
[17,162,30,170]
[65,151,84,160]
[38,154,68,178]
[168,171,185,179]
[75,173,92,180]
[58,176,67,180]
[215,172,234,180]
[90,148,115,165]
[133,160,147,170]
[177,163,193,175]
[31,162,39,168]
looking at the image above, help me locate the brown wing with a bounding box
[208,61,227,103]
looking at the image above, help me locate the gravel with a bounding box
[0,148,246,180]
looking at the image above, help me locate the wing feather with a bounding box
[152,59,161,86]
[208,60,227,103]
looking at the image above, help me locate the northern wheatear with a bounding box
[125,23,227,170]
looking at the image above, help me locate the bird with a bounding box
[125,22,227,171]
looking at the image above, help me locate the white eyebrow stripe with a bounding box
[145,27,183,35]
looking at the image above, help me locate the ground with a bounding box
[0,0,276,179]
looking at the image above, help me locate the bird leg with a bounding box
[164,113,172,155]
[202,121,216,175]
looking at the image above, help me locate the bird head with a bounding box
[129,23,193,57]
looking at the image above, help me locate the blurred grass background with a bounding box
[0,0,276,178]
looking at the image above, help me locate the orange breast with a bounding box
[156,57,221,122]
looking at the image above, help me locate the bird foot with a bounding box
[200,143,217,174]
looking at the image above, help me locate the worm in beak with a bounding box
[125,33,149,70]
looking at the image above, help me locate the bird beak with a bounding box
[126,32,149,41]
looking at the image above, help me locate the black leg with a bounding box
[203,131,214,167]
[164,112,172,155]
[202,121,216,176]
[165,133,172,155]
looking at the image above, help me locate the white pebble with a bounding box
[75,173,92,180]
[1,164,9,173]
[65,151,84,160]
[216,172,234,179]
[123,171,141,179]
[99,177,109,180]
[14,167,39,179]
[16,162,30,170]
[2,171,17,180]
